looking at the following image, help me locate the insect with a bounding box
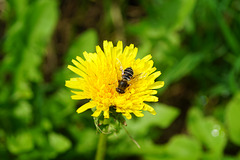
[116,67,134,94]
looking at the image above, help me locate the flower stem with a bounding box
[95,132,108,160]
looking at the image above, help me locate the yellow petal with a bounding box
[72,59,86,73]
[142,54,152,62]
[128,47,138,60]
[132,90,157,98]
[144,90,158,95]
[122,46,130,58]
[71,92,89,100]
[148,67,157,75]
[143,103,157,115]
[148,81,164,89]
[147,71,161,81]
[151,110,157,115]
[69,77,84,81]
[104,110,109,118]
[67,65,86,77]
[76,56,87,67]
[103,40,113,57]
[76,101,96,113]
[123,112,132,119]
[129,44,134,49]
[92,109,102,117]
[144,96,158,102]
[133,111,144,117]
[65,78,84,89]
[83,51,90,61]
[116,41,123,54]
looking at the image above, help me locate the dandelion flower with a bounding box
[65,41,164,119]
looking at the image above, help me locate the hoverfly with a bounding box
[116,67,134,94]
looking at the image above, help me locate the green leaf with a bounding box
[161,53,204,90]
[7,131,34,154]
[127,0,197,38]
[225,92,240,146]
[126,103,180,136]
[22,0,58,82]
[207,0,240,55]
[3,0,59,101]
[27,0,58,46]
[149,0,197,31]
[108,136,164,157]
[166,135,202,160]
[152,103,180,128]
[41,118,53,131]
[13,100,32,124]
[187,107,227,158]
[222,156,239,160]
[228,56,240,93]
[7,0,28,18]
[49,132,72,153]
[75,129,98,154]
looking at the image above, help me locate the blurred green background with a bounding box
[0,0,240,159]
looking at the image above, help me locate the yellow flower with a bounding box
[65,41,164,119]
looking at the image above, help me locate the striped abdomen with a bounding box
[122,67,133,81]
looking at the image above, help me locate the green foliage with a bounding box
[48,132,72,153]
[7,131,34,154]
[125,103,180,137]
[65,29,98,62]
[0,0,240,159]
[226,92,240,146]
[164,135,201,160]
[188,107,227,159]
[161,53,204,91]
